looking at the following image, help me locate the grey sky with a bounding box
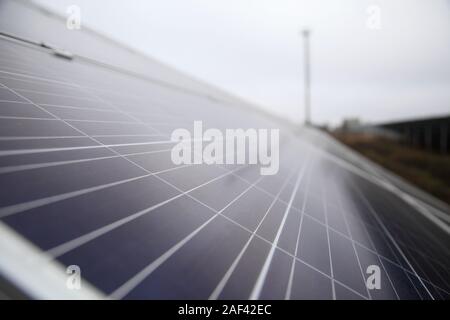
[36,0,450,126]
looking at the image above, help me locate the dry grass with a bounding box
[333,132,450,205]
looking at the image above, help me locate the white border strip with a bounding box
[0,222,104,299]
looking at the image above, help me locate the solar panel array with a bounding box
[0,17,449,300]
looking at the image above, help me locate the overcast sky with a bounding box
[36,0,450,126]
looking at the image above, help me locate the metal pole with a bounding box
[302,29,311,126]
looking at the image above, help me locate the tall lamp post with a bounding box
[301,29,311,126]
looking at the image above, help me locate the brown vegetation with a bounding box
[333,133,450,205]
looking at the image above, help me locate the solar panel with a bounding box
[0,1,449,300]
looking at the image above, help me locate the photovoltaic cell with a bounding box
[0,1,449,300]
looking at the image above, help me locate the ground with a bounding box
[333,132,450,205]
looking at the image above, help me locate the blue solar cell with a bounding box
[0,0,448,300]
